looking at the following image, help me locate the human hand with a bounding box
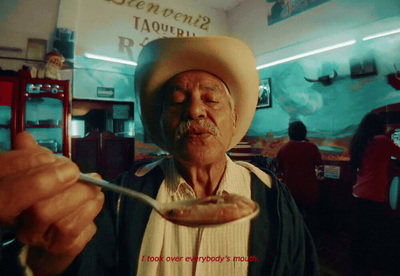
[0,131,105,275]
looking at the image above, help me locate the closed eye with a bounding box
[205,99,218,103]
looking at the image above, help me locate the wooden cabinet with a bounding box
[72,130,134,180]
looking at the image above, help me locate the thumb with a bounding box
[14,131,39,150]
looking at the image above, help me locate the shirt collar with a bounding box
[159,155,242,198]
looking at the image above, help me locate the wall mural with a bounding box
[266,0,332,26]
[247,47,400,162]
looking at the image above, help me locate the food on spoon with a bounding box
[164,193,258,227]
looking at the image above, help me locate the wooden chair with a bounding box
[101,131,134,180]
[71,129,101,174]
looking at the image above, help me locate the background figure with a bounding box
[349,112,400,275]
[276,120,323,247]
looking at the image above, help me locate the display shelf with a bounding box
[26,92,65,100]
[25,124,63,128]
[19,78,70,157]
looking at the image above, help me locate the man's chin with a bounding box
[176,144,227,163]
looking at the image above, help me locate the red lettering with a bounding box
[162,8,174,17]
[193,15,202,27]
[181,14,194,25]
[107,0,125,4]
[177,28,184,37]
[140,37,149,47]
[135,0,145,9]
[174,12,182,20]
[141,19,150,33]
[200,16,210,31]
[147,3,159,14]
[118,36,134,56]
[133,16,140,30]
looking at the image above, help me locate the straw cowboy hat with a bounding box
[134,35,259,150]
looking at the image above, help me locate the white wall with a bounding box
[227,0,400,58]
[64,0,228,62]
[0,0,60,70]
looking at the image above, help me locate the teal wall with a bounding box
[253,36,400,136]
[248,27,400,159]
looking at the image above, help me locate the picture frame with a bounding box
[257,78,272,108]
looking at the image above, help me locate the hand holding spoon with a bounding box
[79,173,259,227]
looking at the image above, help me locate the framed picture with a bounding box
[267,0,331,26]
[257,78,272,108]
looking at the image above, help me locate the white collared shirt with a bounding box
[137,156,253,276]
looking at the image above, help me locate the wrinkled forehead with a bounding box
[164,70,230,94]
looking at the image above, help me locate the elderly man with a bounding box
[0,36,318,275]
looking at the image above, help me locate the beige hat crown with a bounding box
[134,36,260,150]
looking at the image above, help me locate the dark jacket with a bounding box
[1,162,319,276]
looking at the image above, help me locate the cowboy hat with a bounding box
[134,35,259,150]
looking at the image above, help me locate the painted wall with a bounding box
[226,0,400,161]
[0,0,60,70]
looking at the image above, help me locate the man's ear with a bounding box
[232,106,238,133]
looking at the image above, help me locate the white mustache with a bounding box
[175,119,219,141]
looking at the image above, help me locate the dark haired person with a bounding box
[276,120,323,247]
[349,112,400,275]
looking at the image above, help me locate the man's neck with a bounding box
[174,156,227,198]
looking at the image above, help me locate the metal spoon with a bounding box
[79,173,260,227]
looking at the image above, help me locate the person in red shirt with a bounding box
[276,120,323,246]
[349,112,400,275]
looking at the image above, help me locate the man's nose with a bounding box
[183,98,206,120]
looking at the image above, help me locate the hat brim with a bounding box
[135,36,259,150]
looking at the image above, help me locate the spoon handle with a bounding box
[79,173,160,209]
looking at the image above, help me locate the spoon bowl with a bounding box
[79,173,259,227]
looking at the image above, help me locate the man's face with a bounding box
[160,71,237,165]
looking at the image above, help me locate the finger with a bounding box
[26,223,98,275]
[0,148,56,178]
[45,193,104,254]
[17,184,102,245]
[19,191,103,252]
[87,172,102,179]
[0,159,79,224]
[14,131,39,150]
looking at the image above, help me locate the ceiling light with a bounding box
[85,53,137,66]
[362,28,400,41]
[256,39,356,70]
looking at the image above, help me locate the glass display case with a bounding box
[19,78,70,156]
[0,76,19,151]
